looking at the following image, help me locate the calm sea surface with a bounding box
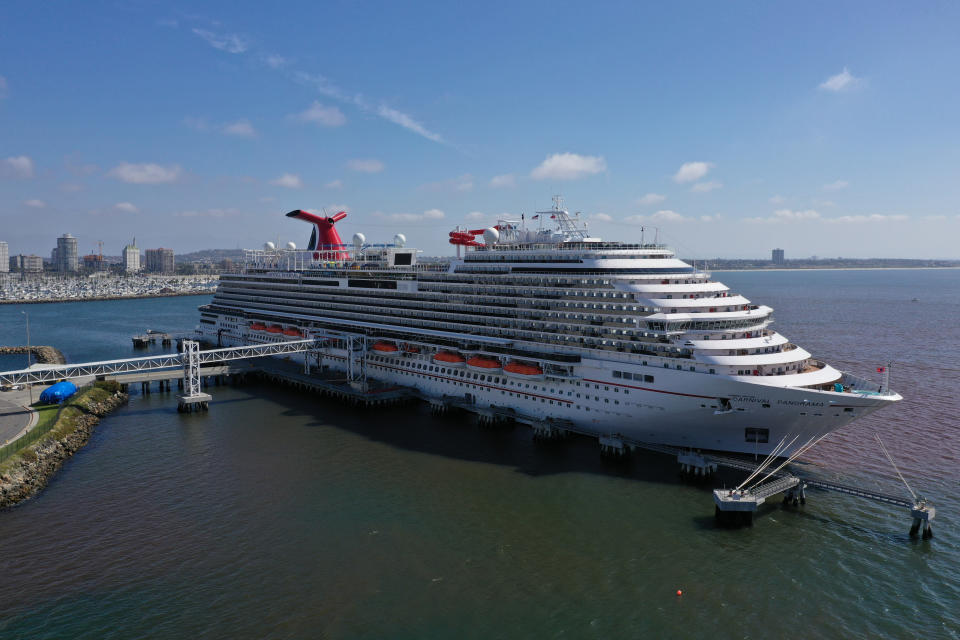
[0,271,957,639]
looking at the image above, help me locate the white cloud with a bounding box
[823,179,849,191]
[59,183,85,193]
[531,153,607,180]
[625,210,689,224]
[348,159,384,173]
[813,199,837,208]
[108,162,181,184]
[489,173,516,188]
[263,54,289,69]
[292,101,346,127]
[819,67,862,92]
[466,211,487,221]
[746,209,822,223]
[192,28,248,54]
[24,199,45,208]
[699,214,722,222]
[673,161,713,183]
[636,193,666,205]
[691,180,723,193]
[324,204,350,214]
[377,208,445,222]
[828,214,908,224]
[420,174,473,193]
[769,195,786,204]
[325,179,343,189]
[114,202,138,213]
[376,104,444,143]
[776,208,820,220]
[222,119,256,137]
[590,213,613,222]
[183,116,209,131]
[2,155,35,179]
[270,173,303,188]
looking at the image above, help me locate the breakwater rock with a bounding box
[0,384,128,509]
[0,345,67,365]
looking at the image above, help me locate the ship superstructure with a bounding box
[198,198,901,455]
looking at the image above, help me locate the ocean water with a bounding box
[0,272,957,639]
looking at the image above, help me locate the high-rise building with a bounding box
[145,248,175,274]
[10,254,43,273]
[0,241,8,273]
[122,239,141,273]
[772,248,785,265]
[56,233,79,272]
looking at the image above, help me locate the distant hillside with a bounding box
[175,249,247,264]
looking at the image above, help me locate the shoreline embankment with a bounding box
[0,291,214,306]
[0,381,128,509]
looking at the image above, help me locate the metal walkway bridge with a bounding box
[0,338,320,387]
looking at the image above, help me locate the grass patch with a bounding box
[0,381,123,470]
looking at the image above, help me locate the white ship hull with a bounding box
[208,327,892,456]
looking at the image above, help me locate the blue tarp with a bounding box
[39,380,78,404]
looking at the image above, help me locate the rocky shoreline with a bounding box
[0,345,67,365]
[0,384,128,510]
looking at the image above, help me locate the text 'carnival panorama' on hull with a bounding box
[197,197,901,456]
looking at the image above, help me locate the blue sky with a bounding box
[2,1,959,258]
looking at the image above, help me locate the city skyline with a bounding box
[2,2,960,258]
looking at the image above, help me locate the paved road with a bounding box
[0,396,34,445]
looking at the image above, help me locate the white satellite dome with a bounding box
[393,233,407,248]
[353,233,366,251]
[483,227,500,246]
[286,241,297,250]
[264,241,276,251]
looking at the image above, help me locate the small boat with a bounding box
[504,361,544,378]
[249,322,267,331]
[282,327,302,337]
[466,355,501,371]
[433,351,465,366]
[372,341,399,352]
[265,325,283,334]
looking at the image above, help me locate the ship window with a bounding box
[644,375,654,383]
[613,371,622,379]
[622,372,633,380]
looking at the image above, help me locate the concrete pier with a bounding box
[909,501,935,539]
[177,392,212,413]
[713,476,802,526]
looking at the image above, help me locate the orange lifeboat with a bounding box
[504,361,544,377]
[249,322,267,331]
[372,341,399,353]
[282,327,302,337]
[403,344,420,353]
[433,351,465,367]
[266,325,283,334]
[466,355,501,371]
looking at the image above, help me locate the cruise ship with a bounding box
[197,198,901,455]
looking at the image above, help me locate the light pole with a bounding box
[21,310,33,405]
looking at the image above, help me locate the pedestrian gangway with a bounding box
[0,338,321,387]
